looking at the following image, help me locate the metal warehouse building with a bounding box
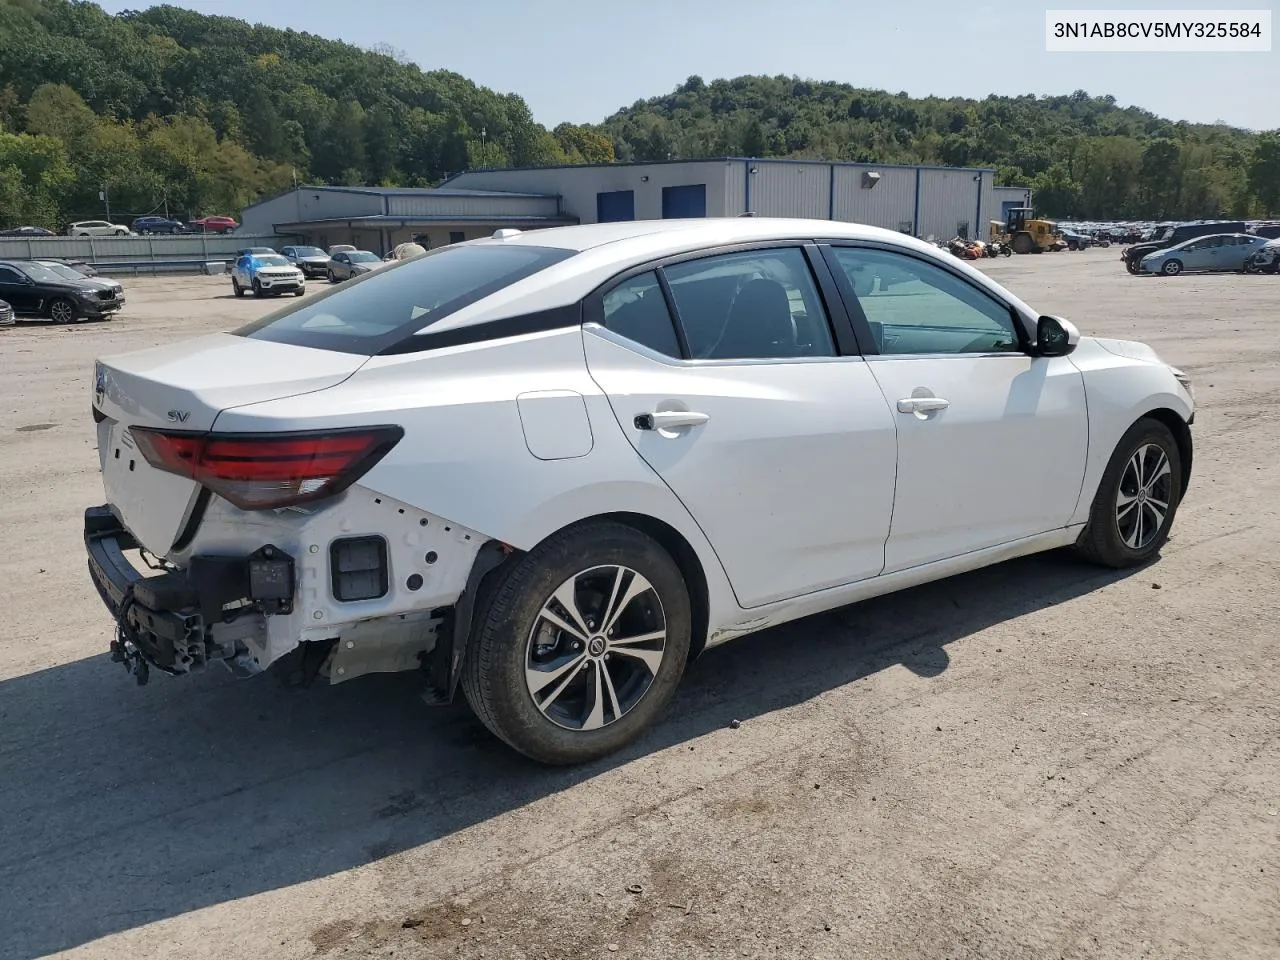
[240,159,1031,253]
[237,185,578,252]
[445,158,1008,242]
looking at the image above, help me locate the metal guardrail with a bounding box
[90,259,233,277]
[0,233,298,265]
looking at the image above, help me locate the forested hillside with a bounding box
[0,0,614,227]
[0,0,1276,229]
[599,76,1279,221]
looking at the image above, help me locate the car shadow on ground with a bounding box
[0,548,1139,959]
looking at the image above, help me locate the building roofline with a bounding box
[271,214,579,231]
[442,156,998,184]
[242,183,559,213]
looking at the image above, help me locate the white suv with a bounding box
[68,220,130,237]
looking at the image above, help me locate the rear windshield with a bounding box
[235,243,576,354]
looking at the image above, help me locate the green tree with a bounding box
[1248,132,1280,215]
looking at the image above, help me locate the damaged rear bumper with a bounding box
[84,505,294,683]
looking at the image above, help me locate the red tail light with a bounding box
[131,426,404,510]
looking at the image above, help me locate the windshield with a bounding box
[294,247,326,257]
[236,243,576,354]
[348,252,380,263]
[254,255,291,267]
[36,262,86,280]
[18,263,72,284]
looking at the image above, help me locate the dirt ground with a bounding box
[1,249,1277,960]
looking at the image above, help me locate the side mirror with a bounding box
[1035,314,1079,357]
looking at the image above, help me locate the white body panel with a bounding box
[866,353,1089,572]
[582,327,898,608]
[87,218,1195,683]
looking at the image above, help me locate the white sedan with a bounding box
[85,219,1195,764]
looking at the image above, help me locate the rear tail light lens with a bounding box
[131,426,404,510]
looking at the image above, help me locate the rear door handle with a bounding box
[897,397,951,414]
[634,411,711,431]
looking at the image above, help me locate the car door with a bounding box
[0,264,40,314]
[822,243,1089,574]
[582,244,899,609]
[333,253,350,279]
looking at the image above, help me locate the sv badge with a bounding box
[167,410,191,423]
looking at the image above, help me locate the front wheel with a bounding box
[252,278,264,298]
[461,522,692,765]
[294,287,305,296]
[48,297,80,324]
[1161,259,1182,276]
[1076,418,1183,569]
[327,270,337,283]
[231,278,244,297]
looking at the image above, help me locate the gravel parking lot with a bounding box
[1,249,1277,960]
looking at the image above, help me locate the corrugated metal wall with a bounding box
[387,193,559,218]
[832,166,917,231]
[917,169,989,241]
[749,161,830,219]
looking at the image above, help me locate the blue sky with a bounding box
[97,0,1278,130]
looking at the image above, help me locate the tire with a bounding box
[47,297,80,324]
[461,522,692,765]
[294,287,305,297]
[327,269,337,283]
[1011,232,1033,255]
[1076,417,1183,569]
[232,278,244,297]
[1161,259,1182,276]
[252,278,264,298]
[115,229,127,236]
[1125,259,1140,274]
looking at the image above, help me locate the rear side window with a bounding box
[236,244,576,354]
[662,247,836,360]
[602,272,681,358]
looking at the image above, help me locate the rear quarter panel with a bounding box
[211,328,743,628]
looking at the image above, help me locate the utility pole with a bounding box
[163,189,169,220]
[481,127,487,168]
[100,183,110,222]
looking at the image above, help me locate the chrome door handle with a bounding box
[897,397,951,414]
[634,411,711,431]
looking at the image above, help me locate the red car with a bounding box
[189,215,239,234]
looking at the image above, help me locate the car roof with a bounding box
[468,217,943,262]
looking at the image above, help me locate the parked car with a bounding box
[190,215,239,234]
[327,249,385,281]
[32,258,101,280]
[327,244,357,256]
[0,226,56,237]
[1122,220,1247,273]
[132,216,187,235]
[1244,239,1280,274]
[0,298,13,326]
[231,252,305,298]
[236,247,276,257]
[1061,230,1092,251]
[67,220,130,237]
[1251,224,1280,240]
[280,245,331,278]
[83,219,1195,765]
[1140,233,1271,276]
[0,259,125,322]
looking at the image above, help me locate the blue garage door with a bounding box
[662,184,707,219]
[1001,200,1024,222]
[596,190,635,223]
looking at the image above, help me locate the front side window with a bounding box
[237,243,576,354]
[662,247,836,360]
[829,246,1020,355]
[601,272,681,358]
[0,266,24,283]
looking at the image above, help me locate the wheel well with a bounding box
[1142,408,1193,493]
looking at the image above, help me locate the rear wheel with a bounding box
[1076,418,1183,569]
[461,522,692,765]
[1161,259,1182,276]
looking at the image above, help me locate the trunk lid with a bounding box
[94,332,367,555]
